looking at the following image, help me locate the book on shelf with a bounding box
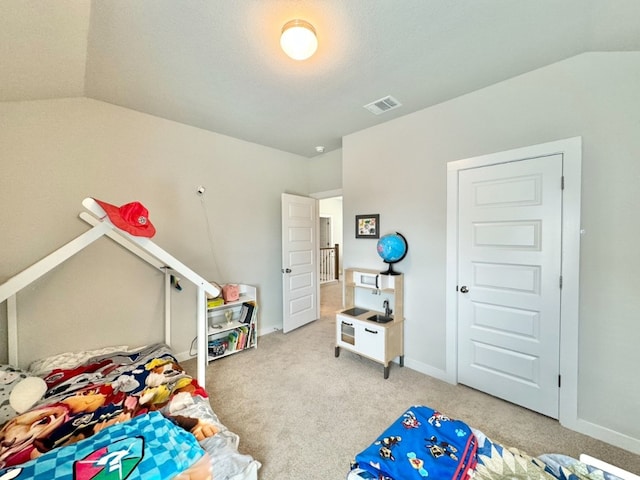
[247,322,255,347]
[236,325,250,350]
[238,302,255,324]
[245,325,251,347]
[207,297,225,309]
[227,330,239,351]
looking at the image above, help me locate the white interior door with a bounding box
[281,193,319,333]
[457,154,563,418]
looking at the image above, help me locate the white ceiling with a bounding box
[2,0,640,157]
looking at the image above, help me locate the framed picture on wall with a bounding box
[355,214,380,239]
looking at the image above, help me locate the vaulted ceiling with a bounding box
[2,0,640,157]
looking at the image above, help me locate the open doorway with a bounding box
[319,215,338,284]
[317,195,343,317]
[318,196,343,282]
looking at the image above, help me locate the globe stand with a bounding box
[380,261,401,276]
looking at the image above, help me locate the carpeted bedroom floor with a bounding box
[184,280,640,479]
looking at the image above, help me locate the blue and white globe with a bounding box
[376,232,408,275]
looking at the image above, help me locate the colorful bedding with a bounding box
[0,411,211,479]
[348,406,632,480]
[0,343,260,480]
[354,405,478,480]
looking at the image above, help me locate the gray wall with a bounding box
[342,52,640,451]
[309,149,342,194]
[0,97,321,366]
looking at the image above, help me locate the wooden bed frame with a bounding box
[0,197,220,387]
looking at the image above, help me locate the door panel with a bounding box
[458,154,562,418]
[289,250,313,267]
[471,342,539,384]
[473,221,541,249]
[473,302,539,338]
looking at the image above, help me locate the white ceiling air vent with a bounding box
[363,95,402,115]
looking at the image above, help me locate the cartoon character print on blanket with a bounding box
[354,406,478,480]
[0,344,218,469]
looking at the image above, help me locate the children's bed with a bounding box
[0,343,260,479]
[347,405,638,480]
[0,199,261,479]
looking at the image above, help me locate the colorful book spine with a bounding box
[237,325,250,349]
[238,302,255,324]
[227,331,239,351]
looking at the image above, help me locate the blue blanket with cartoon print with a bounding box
[354,406,478,480]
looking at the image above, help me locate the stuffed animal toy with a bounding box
[10,377,47,414]
[1,367,26,425]
[1,366,46,426]
[138,358,195,410]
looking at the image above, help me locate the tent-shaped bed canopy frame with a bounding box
[0,197,220,387]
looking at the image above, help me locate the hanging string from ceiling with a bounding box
[197,186,224,283]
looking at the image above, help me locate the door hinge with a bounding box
[559,275,563,289]
[561,176,565,190]
[558,374,561,388]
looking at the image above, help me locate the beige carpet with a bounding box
[184,281,640,479]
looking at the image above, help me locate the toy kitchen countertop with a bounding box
[338,307,395,324]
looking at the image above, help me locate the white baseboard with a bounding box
[257,326,281,336]
[174,350,192,362]
[404,357,449,383]
[571,418,640,455]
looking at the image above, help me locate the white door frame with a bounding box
[445,137,582,430]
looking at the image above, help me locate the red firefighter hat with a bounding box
[93,198,156,238]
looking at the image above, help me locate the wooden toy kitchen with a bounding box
[335,267,404,378]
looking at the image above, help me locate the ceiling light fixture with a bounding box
[280,19,318,60]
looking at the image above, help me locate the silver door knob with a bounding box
[460,286,469,293]
[282,268,292,273]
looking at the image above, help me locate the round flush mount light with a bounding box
[280,19,318,60]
